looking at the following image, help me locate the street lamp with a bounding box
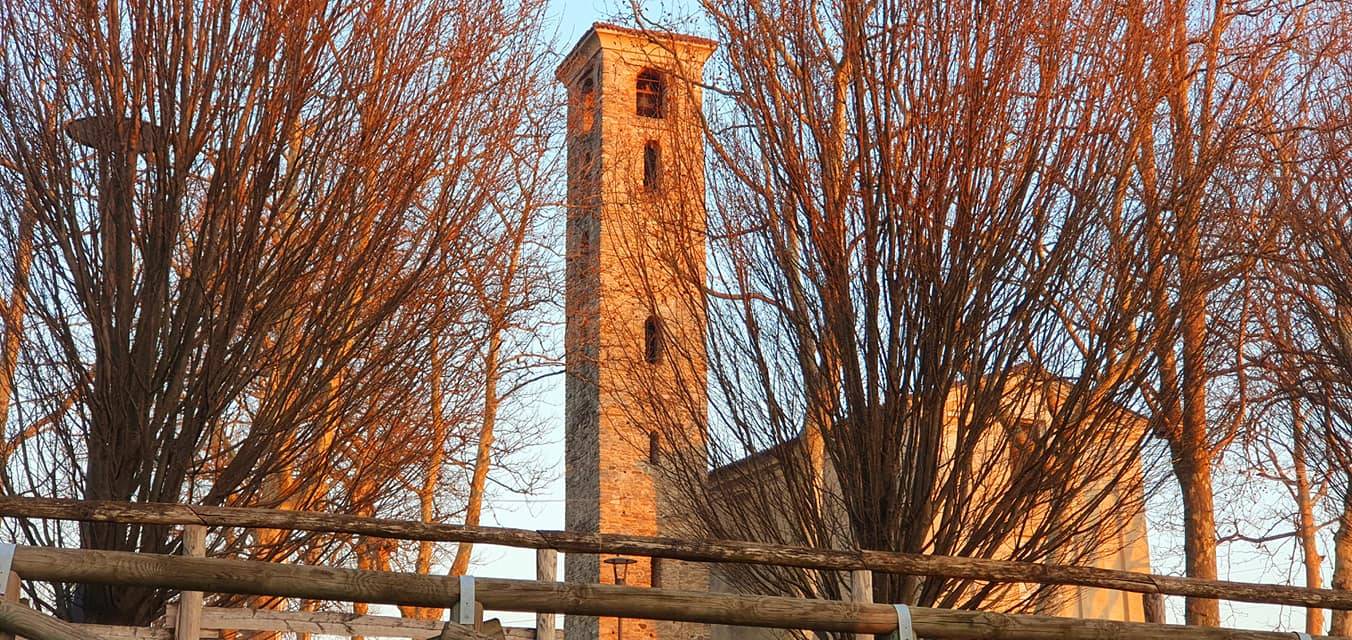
[604,556,636,585]
[603,557,637,640]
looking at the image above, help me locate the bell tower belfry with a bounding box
[557,22,715,640]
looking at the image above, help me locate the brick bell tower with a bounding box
[557,22,715,640]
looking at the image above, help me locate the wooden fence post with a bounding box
[535,549,557,640]
[1143,592,1165,624]
[175,525,206,640]
[0,571,21,640]
[850,569,873,640]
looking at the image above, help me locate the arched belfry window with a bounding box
[644,315,665,364]
[636,69,665,118]
[580,73,595,108]
[574,68,597,135]
[643,141,661,191]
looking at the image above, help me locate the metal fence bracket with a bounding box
[892,604,914,640]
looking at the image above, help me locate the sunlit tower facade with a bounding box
[557,22,715,640]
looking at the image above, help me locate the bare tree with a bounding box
[447,147,560,580]
[1264,27,1352,631]
[1116,0,1323,625]
[1267,217,1352,635]
[0,0,551,624]
[0,188,31,458]
[1237,331,1332,633]
[1209,10,1352,631]
[629,0,1164,625]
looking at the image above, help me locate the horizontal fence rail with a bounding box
[3,544,1345,640]
[0,600,102,640]
[162,605,537,639]
[2,496,1351,612]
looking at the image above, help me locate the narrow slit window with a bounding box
[575,220,592,262]
[648,431,661,466]
[636,69,665,118]
[644,315,664,364]
[643,141,661,191]
[651,557,663,588]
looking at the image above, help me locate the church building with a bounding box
[555,22,1152,640]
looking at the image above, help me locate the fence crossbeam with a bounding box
[0,496,1348,613]
[1,544,1347,640]
[0,601,104,640]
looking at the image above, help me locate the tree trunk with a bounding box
[1331,483,1352,636]
[352,542,373,640]
[449,328,501,577]
[1177,450,1219,626]
[1179,214,1219,627]
[1291,402,1324,634]
[418,340,448,576]
[401,338,449,620]
[0,210,33,437]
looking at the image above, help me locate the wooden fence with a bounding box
[2,498,1349,611]
[1,543,1345,640]
[0,497,1347,640]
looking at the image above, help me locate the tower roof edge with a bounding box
[556,21,718,83]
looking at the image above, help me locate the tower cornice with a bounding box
[556,22,717,85]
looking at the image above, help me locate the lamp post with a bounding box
[603,557,637,640]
